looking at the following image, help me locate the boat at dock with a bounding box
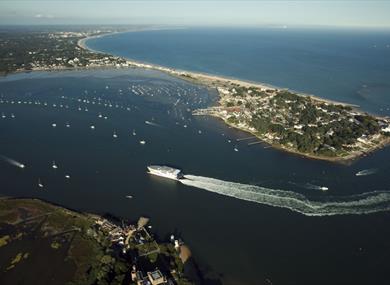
[147,165,183,180]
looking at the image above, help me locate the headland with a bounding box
[1,26,389,162]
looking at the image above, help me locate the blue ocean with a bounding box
[1,28,390,285]
[87,27,390,115]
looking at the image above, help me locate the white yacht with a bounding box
[147,165,183,180]
[52,161,58,169]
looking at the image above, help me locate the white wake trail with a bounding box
[181,175,390,216]
[356,168,378,176]
[145,120,162,128]
[0,155,25,169]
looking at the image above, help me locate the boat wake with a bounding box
[181,175,390,216]
[145,120,162,128]
[0,155,25,169]
[356,168,378,176]
[289,181,328,191]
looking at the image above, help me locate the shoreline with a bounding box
[79,29,360,108]
[209,113,390,164]
[77,26,188,54]
[79,30,390,163]
[0,196,202,284]
[5,28,389,163]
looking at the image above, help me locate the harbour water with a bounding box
[1,28,390,284]
[86,27,390,115]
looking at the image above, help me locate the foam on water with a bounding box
[145,120,163,128]
[181,175,390,216]
[356,168,378,176]
[0,155,25,169]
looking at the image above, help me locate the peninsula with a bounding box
[192,86,390,162]
[1,26,390,162]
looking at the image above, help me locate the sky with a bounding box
[1,0,390,28]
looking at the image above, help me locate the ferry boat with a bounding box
[147,165,183,180]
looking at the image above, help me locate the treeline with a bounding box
[247,91,382,156]
[222,77,387,157]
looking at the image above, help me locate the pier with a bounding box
[248,141,262,146]
[237,136,256,141]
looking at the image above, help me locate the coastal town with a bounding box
[1,26,390,163]
[0,27,131,74]
[193,85,390,161]
[1,0,390,284]
[95,215,198,285]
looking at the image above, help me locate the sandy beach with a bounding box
[79,29,360,109]
[78,30,390,163]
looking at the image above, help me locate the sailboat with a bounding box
[52,161,58,169]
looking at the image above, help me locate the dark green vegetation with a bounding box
[135,242,193,285]
[0,198,128,285]
[0,198,194,285]
[0,27,128,74]
[248,91,387,157]
[208,85,390,160]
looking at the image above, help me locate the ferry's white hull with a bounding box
[147,168,179,180]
